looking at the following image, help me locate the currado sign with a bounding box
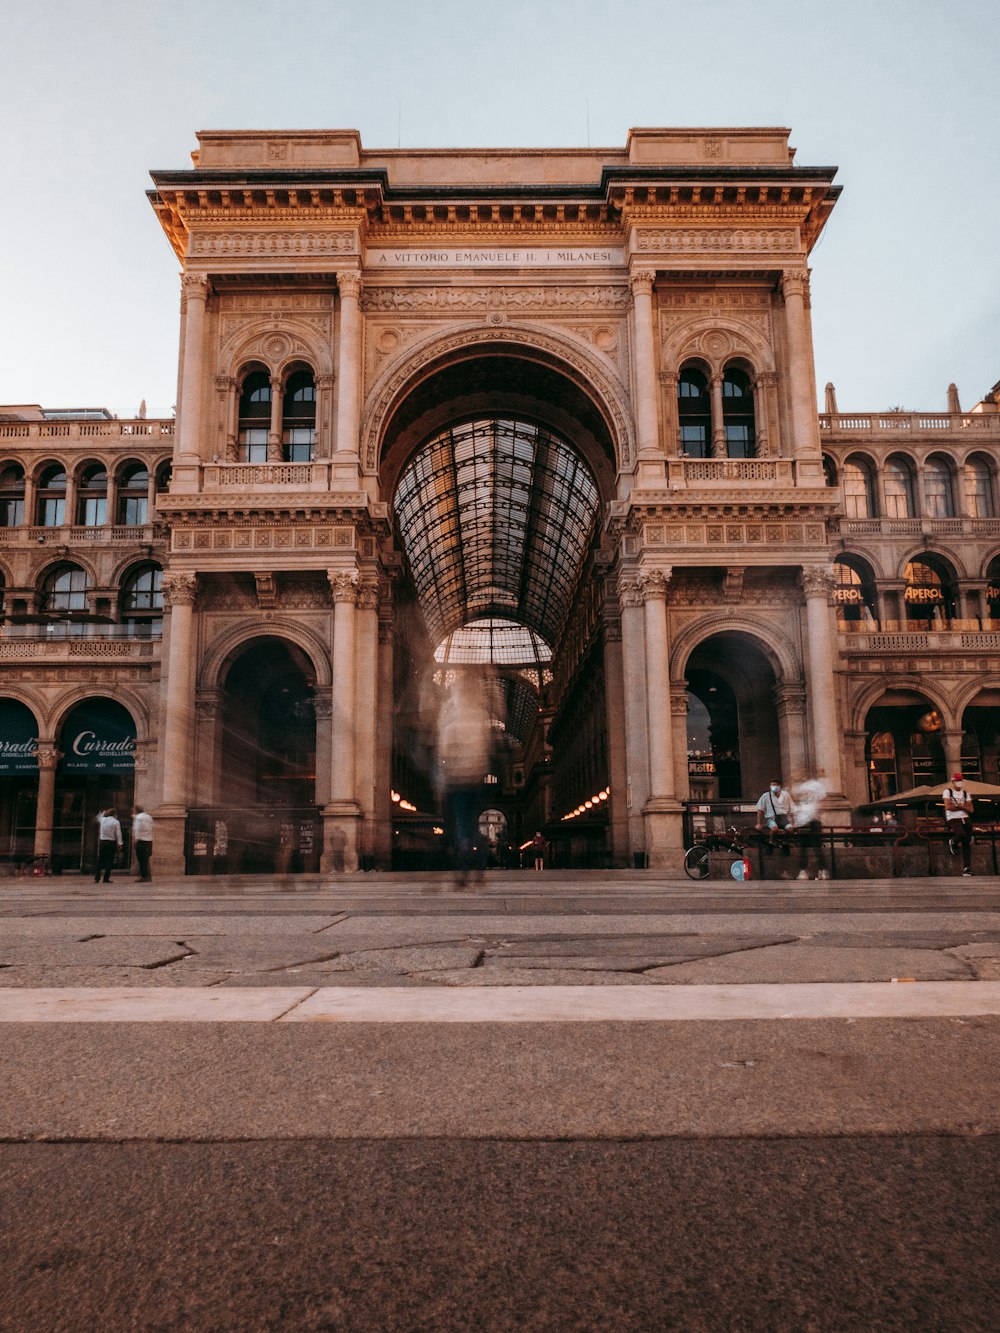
[0,700,39,774]
[59,700,136,773]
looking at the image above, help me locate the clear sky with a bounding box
[2,0,997,419]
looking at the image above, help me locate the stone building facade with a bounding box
[0,127,997,874]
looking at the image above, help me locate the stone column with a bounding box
[334,272,362,481]
[670,687,690,801]
[32,744,61,862]
[323,567,360,871]
[710,374,727,458]
[155,571,198,872]
[215,375,237,462]
[268,375,283,461]
[313,697,333,807]
[354,578,380,867]
[374,614,395,868]
[617,572,650,861]
[753,372,775,457]
[639,567,684,865]
[942,729,965,778]
[175,275,210,466]
[658,371,679,457]
[630,269,664,482]
[315,374,335,460]
[774,683,808,787]
[801,567,847,813]
[601,613,630,864]
[781,270,819,459]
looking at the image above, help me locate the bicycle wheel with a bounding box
[684,844,710,879]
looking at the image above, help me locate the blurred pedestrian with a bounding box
[132,805,153,882]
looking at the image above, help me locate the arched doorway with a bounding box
[380,351,616,868]
[55,698,136,873]
[684,632,782,806]
[0,698,40,863]
[863,692,946,800]
[199,638,319,873]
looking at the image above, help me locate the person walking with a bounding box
[95,808,123,884]
[942,773,974,876]
[530,831,546,871]
[132,805,153,882]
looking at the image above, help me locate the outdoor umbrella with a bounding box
[865,779,1000,809]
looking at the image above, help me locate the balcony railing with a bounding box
[668,458,798,486]
[0,524,164,546]
[820,412,1000,436]
[0,625,161,659]
[0,419,174,443]
[838,517,1000,537]
[201,462,333,491]
[838,620,1000,652]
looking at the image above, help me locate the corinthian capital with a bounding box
[328,568,360,604]
[638,567,672,601]
[616,574,644,608]
[161,572,198,608]
[781,269,810,302]
[337,271,362,302]
[181,273,211,304]
[630,268,656,300]
[35,743,62,772]
[800,566,836,601]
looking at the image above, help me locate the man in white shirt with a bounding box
[755,780,794,862]
[132,806,153,882]
[95,808,123,884]
[942,773,974,876]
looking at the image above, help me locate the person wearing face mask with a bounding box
[942,773,974,876]
[755,779,795,860]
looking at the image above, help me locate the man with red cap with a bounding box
[942,773,974,876]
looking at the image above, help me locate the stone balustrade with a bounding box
[0,419,174,443]
[820,412,1000,436]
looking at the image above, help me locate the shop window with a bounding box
[282,370,316,462]
[834,557,877,624]
[964,456,995,518]
[843,457,877,519]
[36,466,67,527]
[117,464,149,525]
[960,730,983,781]
[910,711,946,785]
[884,459,916,518]
[867,731,897,802]
[677,369,711,459]
[120,565,163,637]
[984,556,1000,622]
[0,465,25,527]
[924,456,956,519]
[238,370,271,463]
[721,368,755,459]
[903,557,955,622]
[76,465,108,526]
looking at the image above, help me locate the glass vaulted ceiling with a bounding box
[394,418,600,655]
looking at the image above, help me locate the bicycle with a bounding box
[683,827,750,880]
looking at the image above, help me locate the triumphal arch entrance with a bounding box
[147,127,845,873]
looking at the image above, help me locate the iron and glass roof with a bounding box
[394,417,600,653]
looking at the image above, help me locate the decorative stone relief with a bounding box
[359,285,630,313]
[161,572,198,607]
[636,228,799,252]
[189,230,357,257]
[328,569,360,603]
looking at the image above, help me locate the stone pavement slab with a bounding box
[1,914,346,936]
[173,939,343,971]
[308,946,485,974]
[0,939,191,968]
[418,967,659,985]
[643,943,972,983]
[0,966,230,988]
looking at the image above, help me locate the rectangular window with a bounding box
[680,424,709,459]
[41,498,65,527]
[239,428,269,463]
[80,498,106,526]
[120,497,147,526]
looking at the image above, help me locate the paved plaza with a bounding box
[3,872,1000,1330]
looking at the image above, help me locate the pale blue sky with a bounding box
[2,0,997,418]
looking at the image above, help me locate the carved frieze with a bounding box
[635,228,799,253]
[188,229,357,258]
[359,285,630,313]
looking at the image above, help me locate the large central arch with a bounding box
[376,341,620,869]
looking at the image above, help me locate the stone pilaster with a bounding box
[175,275,210,473]
[322,567,361,872]
[32,744,61,863]
[155,571,198,872]
[800,566,849,821]
[781,270,819,459]
[630,269,664,483]
[333,271,363,487]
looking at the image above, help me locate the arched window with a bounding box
[984,556,1000,623]
[41,564,89,614]
[35,465,67,527]
[76,464,108,526]
[834,556,877,624]
[883,458,916,518]
[120,564,163,638]
[0,465,25,527]
[867,731,897,802]
[822,455,838,488]
[154,461,172,498]
[238,370,271,463]
[843,457,878,519]
[924,456,956,519]
[904,555,955,622]
[910,710,946,785]
[964,456,995,518]
[282,370,316,462]
[117,464,149,525]
[721,368,756,459]
[677,368,711,459]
